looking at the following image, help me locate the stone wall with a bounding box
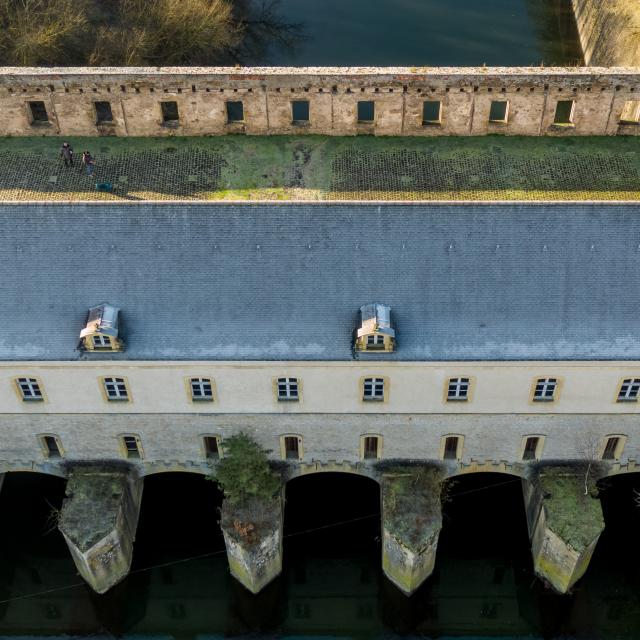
[0,67,639,138]
[572,0,640,66]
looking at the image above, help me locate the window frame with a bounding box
[422,100,442,126]
[553,100,576,126]
[616,377,640,403]
[357,100,375,124]
[14,376,45,402]
[440,434,464,461]
[445,376,473,402]
[531,377,561,403]
[520,435,545,461]
[94,101,114,125]
[119,433,144,459]
[187,376,215,403]
[160,100,180,125]
[280,434,303,461]
[226,100,245,124]
[200,434,222,460]
[360,434,383,460]
[488,100,510,124]
[599,434,627,461]
[37,434,64,459]
[275,376,301,402]
[28,101,49,125]
[101,376,131,403]
[291,100,310,124]
[361,376,387,403]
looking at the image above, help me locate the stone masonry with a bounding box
[0,67,639,138]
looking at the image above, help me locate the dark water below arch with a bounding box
[260,0,583,66]
[1,471,640,638]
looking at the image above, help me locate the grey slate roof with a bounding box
[1,202,639,362]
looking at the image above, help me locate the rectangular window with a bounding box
[104,377,129,401]
[363,436,380,459]
[447,377,470,401]
[284,436,300,460]
[122,435,142,459]
[422,100,442,125]
[92,334,112,349]
[41,435,62,459]
[620,100,640,124]
[16,377,43,401]
[277,377,299,401]
[363,377,385,401]
[489,100,509,123]
[161,101,179,124]
[533,378,557,402]
[602,437,620,460]
[203,436,220,460]
[522,437,540,461]
[357,101,375,123]
[28,101,49,123]
[226,101,244,123]
[291,100,310,123]
[554,100,575,125]
[366,334,385,350]
[190,377,213,401]
[443,436,460,460]
[94,101,113,124]
[618,378,640,402]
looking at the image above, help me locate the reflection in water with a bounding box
[1,471,640,638]
[258,0,582,66]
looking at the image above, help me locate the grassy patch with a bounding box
[1,135,639,201]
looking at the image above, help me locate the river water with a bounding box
[1,471,640,639]
[263,0,583,66]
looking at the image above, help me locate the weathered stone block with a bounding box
[58,464,143,594]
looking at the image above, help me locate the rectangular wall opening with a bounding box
[489,100,509,123]
[620,100,640,124]
[292,100,310,123]
[28,101,49,124]
[443,436,460,460]
[357,101,375,123]
[122,435,142,459]
[602,437,620,460]
[522,437,540,461]
[161,101,179,124]
[226,101,244,123]
[94,101,113,124]
[422,100,442,125]
[41,435,62,459]
[284,436,300,460]
[203,436,220,460]
[363,436,380,459]
[553,100,575,125]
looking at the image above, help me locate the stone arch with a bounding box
[284,461,380,485]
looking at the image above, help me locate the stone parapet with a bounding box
[0,67,639,137]
[58,464,143,594]
[522,466,605,594]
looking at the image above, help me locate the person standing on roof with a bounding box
[60,141,74,167]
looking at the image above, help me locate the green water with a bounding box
[263,0,582,66]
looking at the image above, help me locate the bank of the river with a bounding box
[1,135,639,202]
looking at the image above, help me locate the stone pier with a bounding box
[523,466,605,594]
[58,465,143,594]
[220,495,284,594]
[381,469,443,595]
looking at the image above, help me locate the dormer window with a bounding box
[356,303,395,352]
[80,303,123,352]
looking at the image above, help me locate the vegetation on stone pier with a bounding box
[0,0,300,66]
[208,433,281,544]
[382,465,449,552]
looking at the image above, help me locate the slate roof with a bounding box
[1,202,639,362]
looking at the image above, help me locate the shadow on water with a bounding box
[2,471,640,637]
